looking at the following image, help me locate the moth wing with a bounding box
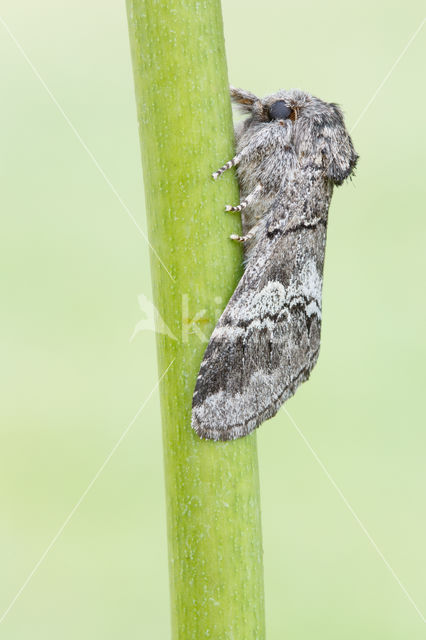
[191,203,328,441]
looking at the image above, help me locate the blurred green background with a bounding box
[1,0,425,638]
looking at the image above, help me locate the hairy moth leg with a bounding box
[212,154,242,180]
[230,217,263,243]
[225,184,263,212]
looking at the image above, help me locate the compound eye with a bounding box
[269,100,292,121]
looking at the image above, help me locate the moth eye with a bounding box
[269,101,293,121]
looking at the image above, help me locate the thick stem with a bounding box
[126,1,265,637]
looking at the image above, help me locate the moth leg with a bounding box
[225,184,262,212]
[212,154,242,180]
[230,216,263,243]
[230,234,247,243]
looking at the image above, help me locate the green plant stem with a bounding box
[126,1,265,637]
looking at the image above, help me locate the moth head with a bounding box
[273,89,358,185]
[264,89,358,185]
[231,86,294,123]
[231,87,358,185]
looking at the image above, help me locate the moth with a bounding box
[192,87,358,441]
